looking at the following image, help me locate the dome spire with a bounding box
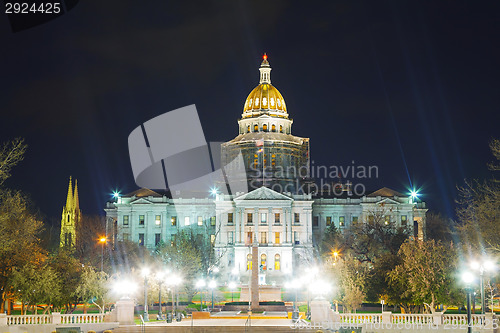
[259,53,271,84]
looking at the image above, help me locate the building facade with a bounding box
[104,56,427,285]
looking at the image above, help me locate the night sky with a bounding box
[1,1,499,224]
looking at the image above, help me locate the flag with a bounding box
[257,148,263,153]
[255,139,264,147]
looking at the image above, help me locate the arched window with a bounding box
[247,125,250,133]
[272,124,276,132]
[254,124,258,132]
[280,125,283,133]
[261,253,267,271]
[263,124,268,132]
[247,253,252,271]
[274,254,280,271]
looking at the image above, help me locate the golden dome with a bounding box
[242,55,288,118]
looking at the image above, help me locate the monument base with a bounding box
[239,285,282,302]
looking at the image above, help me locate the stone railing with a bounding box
[1,312,104,326]
[340,313,382,324]
[5,314,52,325]
[391,313,433,325]
[60,313,105,324]
[443,314,487,326]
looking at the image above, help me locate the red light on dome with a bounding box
[263,53,268,60]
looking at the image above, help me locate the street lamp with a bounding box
[470,259,496,314]
[285,279,301,319]
[462,271,475,333]
[208,280,216,311]
[156,270,168,320]
[99,237,106,272]
[196,279,206,311]
[228,282,237,302]
[141,267,150,322]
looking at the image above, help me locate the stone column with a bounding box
[0,313,7,326]
[52,312,61,325]
[116,297,135,325]
[382,311,392,324]
[250,245,259,311]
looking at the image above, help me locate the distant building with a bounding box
[60,177,81,249]
[104,56,427,285]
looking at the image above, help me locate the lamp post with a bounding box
[141,267,150,322]
[99,237,106,272]
[156,271,166,320]
[462,271,474,333]
[228,282,237,302]
[470,260,495,314]
[196,279,206,311]
[209,280,216,311]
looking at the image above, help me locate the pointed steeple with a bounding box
[66,176,73,209]
[259,53,272,84]
[73,179,79,211]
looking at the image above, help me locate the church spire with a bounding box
[73,179,79,211]
[259,53,272,84]
[66,176,73,209]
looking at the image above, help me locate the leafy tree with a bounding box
[330,254,369,312]
[75,215,106,268]
[388,239,462,314]
[0,189,45,313]
[457,139,499,252]
[155,230,203,302]
[0,138,26,185]
[365,252,401,303]
[319,224,340,257]
[11,261,60,314]
[49,250,83,313]
[74,266,109,313]
[425,212,456,242]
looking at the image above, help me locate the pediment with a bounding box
[130,197,154,204]
[234,187,292,201]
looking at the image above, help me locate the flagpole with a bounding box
[262,139,265,186]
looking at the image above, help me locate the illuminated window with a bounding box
[138,233,144,246]
[261,213,267,224]
[401,215,407,226]
[275,213,280,224]
[352,216,358,224]
[326,216,332,226]
[210,216,216,226]
[123,215,129,225]
[385,215,391,225]
[247,213,253,224]
[155,215,161,226]
[198,216,203,226]
[184,216,190,226]
[263,124,268,131]
[294,231,299,245]
[228,213,233,224]
[272,124,276,132]
[254,124,258,132]
[247,125,250,133]
[210,234,215,245]
[260,232,267,244]
[294,213,300,224]
[275,232,280,244]
[280,125,283,133]
[171,216,177,226]
[339,216,345,227]
[274,254,281,270]
[261,254,267,270]
[139,215,145,226]
[247,254,252,271]
[247,232,253,245]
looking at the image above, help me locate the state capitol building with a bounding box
[105,56,427,285]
